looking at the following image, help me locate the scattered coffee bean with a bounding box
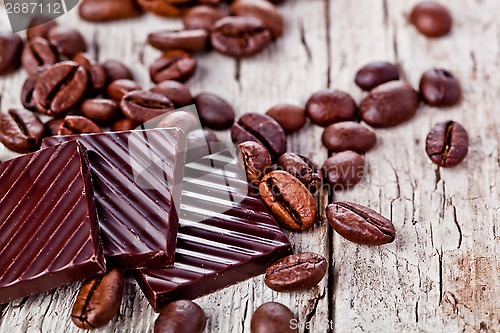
[326,201,396,245]
[45,118,64,136]
[231,0,284,39]
[58,116,102,135]
[231,113,287,158]
[73,53,106,94]
[183,6,228,31]
[278,153,322,194]
[195,92,235,130]
[360,81,419,128]
[410,1,452,38]
[149,50,197,83]
[150,80,193,107]
[81,99,121,125]
[47,26,87,58]
[419,68,461,107]
[0,33,23,76]
[26,17,58,40]
[21,76,38,111]
[264,252,327,292]
[156,110,198,133]
[137,0,179,17]
[305,89,358,127]
[107,79,142,101]
[21,37,58,75]
[71,268,124,329]
[266,104,306,134]
[0,109,45,153]
[239,141,272,185]
[250,302,295,333]
[355,61,399,91]
[211,16,272,58]
[148,29,209,53]
[120,90,175,123]
[425,120,468,167]
[79,0,143,22]
[259,170,317,232]
[322,121,377,153]
[112,118,140,132]
[154,300,206,333]
[322,151,365,190]
[102,60,134,84]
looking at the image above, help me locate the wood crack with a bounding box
[324,0,331,88]
[300,21,312,63]
[304,288,326,333]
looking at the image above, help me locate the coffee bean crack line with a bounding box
[71,275,104,329]
[266,259,325,276]
[8,110,36,144]
[266,178,303,226]
[336,202,394,237]
[430,121,454,166]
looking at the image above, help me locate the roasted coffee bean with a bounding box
[266,104,306,134]
[231,0,283,39]
[322,121,377,153]
[231,113,287,158]
[251,302,296,333]
[419,68,461,107]
[58,116,102,135]
[81,99,121,125]
[186,128,220,163]
[305,89,358,127]
[102,60,133,84]
[259,170,317,232]
[277,153,322,194]
[71,268,124,329]
[0,33,23,76]
[73,53,106,94]
[120,90,175,123]
[150,80,193,107]
[21,76,38,111]
[239,141,272,185]
[21,37,58,75]
[149,50,197,83]
[264,252,327,292]
[26,16,58,40]
[355,61,400,91]
[326,201,396,245]
[0,109,45,153]
[154,300,206,333]
[360,81,419,128]
[107,79,142,101]
[322,151,365,190]
[211,16,272,58]
[79,0,143,22]
[33,61,88,117]
[148,29,209,53]
[47,26,87,58]
[195,92,235,130]
[410,1,452,38]
[425,120,468,167]
[156,110,198,133]
[45,118,64,136]
[112,118,140,132]
[137,0,180,17]
[183,6,228,31]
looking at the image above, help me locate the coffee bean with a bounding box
[266,104,306,134]
[112,118,140,132]
[322,151,365,190]
[120,90,175,123]
[231,0,284,39]
[0,109,45,153]
[58,116,102,135]
[149,50,197,83]
[305,89,358,127]
[186,128,220,163]
[73,53,106,95]
[102,60,134,84]
[322,121,377,153]
[239,141,272,185]
[211,16,272,58]
[259,170,317,232]
[137,0,180,17]
[156,110,198,133]
[410,1,452,38]
[26,17,58,40]
[231,113,287,158]
[154,300,206,333]
[419,68,461,107]
[148,29,209,53]
[71,268,124,329]
[150,80,193,107]
[45,118,64,136]
[360,81,419,128]
[183,6,228,31]
[48,26,87,58]
[21,76,38,111]
[79,0,143,22]
[277,153,322,194]
[21,37,58,75]
[250,302,295,333]
[355,61,399,91]
[264,252,327,292]
[195,92,235,130]
[33,61,88,117]
[81,99,121,125]
[107,79,142,101]
[0,33,23,76]
[425,120,468,167]
[326,201,396,245]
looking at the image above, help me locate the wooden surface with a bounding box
[1,0,500,332]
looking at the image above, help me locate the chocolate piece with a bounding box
[135,150,292,311]
[41,129,186,269]
[0,141,105,304]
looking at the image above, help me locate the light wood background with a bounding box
[0,0,499,332]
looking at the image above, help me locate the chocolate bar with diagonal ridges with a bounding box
[134,150,292,311]
[41,129,186,269]
[0,141,105,304]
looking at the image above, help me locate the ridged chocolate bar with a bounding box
[42,129,186,269]
[0,141,105,304]
[134,150,292,311]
